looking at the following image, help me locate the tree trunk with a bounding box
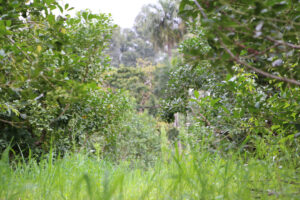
[174,112,179,128]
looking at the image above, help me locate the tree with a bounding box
[179,0,300,86]
[159,0,300,152]
[135,0,186,58]
[107,27,156,67]
[0,1,130,156]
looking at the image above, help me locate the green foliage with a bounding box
[115,112,161,164]
[160,59,204,122]
[188,65,299,154]
[0,1,129,156]
[104,65,164,116]
[157,0,300,152]
[107,28,156,67]
[179,0,300,85]
[62,88,132,156]
[162,52,299,153]
[152,62,172,98]
[1,4,299,198]
[135,0,186,57]
[105,67,147,96]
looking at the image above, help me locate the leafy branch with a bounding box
[193,0,300,86]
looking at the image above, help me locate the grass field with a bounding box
[1,147,299,200]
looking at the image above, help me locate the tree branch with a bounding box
[219,39,300,86]
[35,103,71,146]
[266,36,300,49]
[50,103,70,124]
[0,118,24,128]
[198,112,211,126]
[7,36,58,88]
[6,36,33,61]
[194,0,208,19]
[193,1,300,86]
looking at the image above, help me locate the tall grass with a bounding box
[0,146,299,200]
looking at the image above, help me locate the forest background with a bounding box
[0,0,299,199]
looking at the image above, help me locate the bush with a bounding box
[114,111,161,164]
[0,1,130,157]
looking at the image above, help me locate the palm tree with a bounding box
[134,0,185,58]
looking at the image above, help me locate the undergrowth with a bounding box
[0,145,299,200]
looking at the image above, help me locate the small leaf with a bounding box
[5,20,11,27]
[57,4,63,13]
[271,125,280,131]
[60,28,66,34]
[194,90,199,99]
[47,14,55,25]
[37,45,42,53]
[221,106,230,114]
[240,50,247,56]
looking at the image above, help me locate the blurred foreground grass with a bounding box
[0,148,299,200]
